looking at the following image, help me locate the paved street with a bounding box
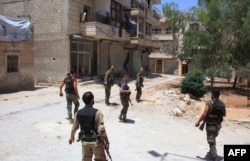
[0,74,249,161]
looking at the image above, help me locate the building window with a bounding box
[111,0,122,28]
[152,28,161,34]
[166,28,172,34]
[7,55,19,73]
[146,23,151,35]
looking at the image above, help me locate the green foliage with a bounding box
[181,70,206,98]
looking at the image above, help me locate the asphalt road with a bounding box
[0,74,249,161]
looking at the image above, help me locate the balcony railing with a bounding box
[131,0,148,9]
[81,12,110,25]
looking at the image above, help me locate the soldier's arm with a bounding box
[104,71,109,85]
[59,79,65,96]
[73,78,80,99]
[69,114,79,144]
[97,111,110,148]
[120,88,131,94]
[195,103,210,127]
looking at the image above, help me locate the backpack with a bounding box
[64,76,75,94]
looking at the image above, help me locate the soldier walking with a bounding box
[59,70,80,123]
[135,67,144,102]
[104,65,114,106]
[69,91,110,161]
[119,74,131,122]
[195,89,226,161]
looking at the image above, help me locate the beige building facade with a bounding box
[0,40,34,93]
[150,17,192,75]
[1,0,161,85]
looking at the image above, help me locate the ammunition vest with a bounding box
[77,106,98,142]
[120,81,130,99]
[64,76,75,94]
[206,99,225,124]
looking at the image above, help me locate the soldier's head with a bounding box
[211,89,220,99]
[123,73,129,81]
[82,91,94,105]
[139,67,144,73]
[110,65,114,71]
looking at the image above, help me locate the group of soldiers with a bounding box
[59,67,226,161]
[104,65,144,122]
[59,66,145,161]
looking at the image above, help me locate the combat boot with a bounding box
[122,114,127,122]
[118,114,122,121]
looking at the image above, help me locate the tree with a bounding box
[162,2,187,56]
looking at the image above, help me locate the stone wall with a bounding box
[0,41,34,93]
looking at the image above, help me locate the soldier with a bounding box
[195,89,226,161]
[104,65,114,105]
[135,67,144,102]
[59,70,80,123]
[69,91,110,161]
[119,74,131,122]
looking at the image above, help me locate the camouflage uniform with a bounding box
[119,80,130,122]
[64,75,79,119]
[135,71,144,101]
[72,106,107,161]
[205,99,226,160]
[104,69,114,105]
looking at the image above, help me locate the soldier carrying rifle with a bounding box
[118,73,131,122]
[195,89,226,161]
[69,91,110,161]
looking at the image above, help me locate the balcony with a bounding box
[152,34,173,41]
[146,8,160,26]
[130,8,146,18]
[149,52,176,59]
[131,34,159,47]
[80,13,130,41]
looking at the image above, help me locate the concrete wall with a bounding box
[99,41,127,75]
[0,41,34,93]
[93,0,110,15]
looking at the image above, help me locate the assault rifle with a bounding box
[117,82,133,106]
[98,135,112,161]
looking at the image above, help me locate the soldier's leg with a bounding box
[122,101,129,121]
[105,86,111,104]
[66,94,73,119]
[72,95,80,115]
[138,87,142,100]
[206,124,218,159]
[83,142,94,161]
[93,142,107,161]
[119,98,126,120]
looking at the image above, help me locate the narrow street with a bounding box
[0,74,249,161]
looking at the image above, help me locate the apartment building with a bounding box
[0,14,33,93]
[150,16,192,75]
[0,0,161,85]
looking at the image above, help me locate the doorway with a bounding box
[156,59,162,73]
[70,39,93,78]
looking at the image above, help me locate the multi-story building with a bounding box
[0,0,161,86]
[150,16,192,76]
[0,14,33,93]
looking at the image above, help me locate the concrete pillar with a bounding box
[178,60,182,76]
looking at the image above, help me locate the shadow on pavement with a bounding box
[148,150,213,161]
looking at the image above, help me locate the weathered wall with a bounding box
[0,41,34,93]
[1,0,70,84]
[99,41,127,76]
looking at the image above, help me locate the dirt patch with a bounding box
[142,78,250,122]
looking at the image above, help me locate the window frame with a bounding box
[6,52,19,73]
